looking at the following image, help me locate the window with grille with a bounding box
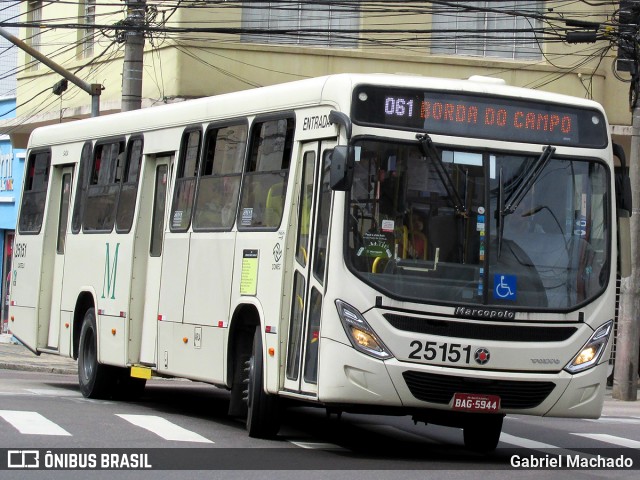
[78,0,96,58]
[241,1,360,48]
[431,1,542,60]
[26,0,43,70]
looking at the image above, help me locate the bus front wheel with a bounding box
[78,308,115,399]
[245,327,280,438]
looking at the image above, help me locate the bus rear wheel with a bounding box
[245,327,280,438]
[78,308,115,399]
[463,415,504,453]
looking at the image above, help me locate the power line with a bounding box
[0,0,625,124]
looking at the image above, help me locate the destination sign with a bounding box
[352,86,607,148]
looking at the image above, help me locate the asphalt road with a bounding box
[1,337,640,479]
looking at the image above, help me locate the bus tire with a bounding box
[463,415,503,453]
[245,327,280,438]
[78,308,115,399]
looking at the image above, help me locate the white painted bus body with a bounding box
[9,74,618,437]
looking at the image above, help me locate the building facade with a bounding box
[0,2,631,150]
[0,97,25,334]
[0,1,25,334]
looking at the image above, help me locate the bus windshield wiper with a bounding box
[496,145,555,257]
[502,145,556,216]
[416,133,466,216]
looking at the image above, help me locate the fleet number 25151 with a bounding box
[408,341,472,364]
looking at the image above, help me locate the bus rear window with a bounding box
[18,151,51,234]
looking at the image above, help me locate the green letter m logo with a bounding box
[102,242,120,299]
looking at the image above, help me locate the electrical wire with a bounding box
[0,84,51,118]
[0,0,631,128]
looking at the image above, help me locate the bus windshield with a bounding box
[346,138,610,310]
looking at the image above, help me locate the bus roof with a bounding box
[26,73,606,149]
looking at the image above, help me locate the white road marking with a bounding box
[26,388,83,397]
[499,432,559,449]
[0,410,71,436]
[116,414,214,443]
[571,433,640,449]
[289,441,346,451]
[586,416,640,425]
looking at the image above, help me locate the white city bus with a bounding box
[9,74,631,452]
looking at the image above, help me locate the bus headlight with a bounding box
[335,300,393,360]
[564,320,613,374]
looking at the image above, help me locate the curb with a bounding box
[0,361,77,375]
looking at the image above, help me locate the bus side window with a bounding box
[239,117,294,229]
[83,140,125,232]
[170,128,201,232]
[295,151,315,267]
[71,142,92,234]
[193,123,247,230]
[313,150,332,282]
[150,165,168,257]
[116,137,144,233]
[18,150,51,234]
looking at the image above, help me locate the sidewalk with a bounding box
[1,333,639,416]
[0,333,77,375]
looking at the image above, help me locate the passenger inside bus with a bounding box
[406,215,428,259]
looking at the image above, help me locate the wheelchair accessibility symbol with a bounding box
[493,274,516,301]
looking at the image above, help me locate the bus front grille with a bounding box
[385,314,577,342]
[402,371,555,409]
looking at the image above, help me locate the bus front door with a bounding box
[283,141,334,395]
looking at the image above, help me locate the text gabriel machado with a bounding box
[511,454,633,469]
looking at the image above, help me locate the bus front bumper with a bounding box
[317,337,607,419]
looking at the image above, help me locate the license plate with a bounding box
[451,393,501,412]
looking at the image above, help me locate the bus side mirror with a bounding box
[613,142,632,213]
[612,142,632,277]
[616,173,633,214]
[618,209,632,278]
[330,145,355,191]
[615,176,632,278]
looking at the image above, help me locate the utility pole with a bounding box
[613,0,640,401]
[0,26,102,116]
[121,0,146,112]
[615,108,640,401]
[565,4,638,400]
